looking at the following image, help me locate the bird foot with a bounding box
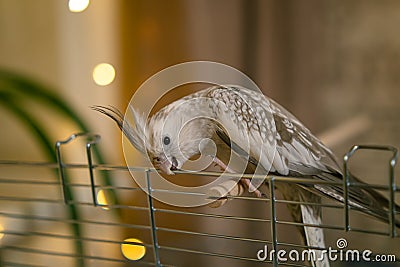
[239,178,266,198]
[210,156,266,199]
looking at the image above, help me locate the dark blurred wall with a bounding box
[119,0,334,131]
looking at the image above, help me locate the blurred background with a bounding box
[0,0,399,266]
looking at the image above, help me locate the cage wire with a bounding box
[0,133,399,267]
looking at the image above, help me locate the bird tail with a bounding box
[300,204,330,267]
[313,171,400,229]
[350,173,400,228]
[280,186,330,266]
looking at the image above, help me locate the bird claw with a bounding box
[239,179,266,198]
[210,156,266,199]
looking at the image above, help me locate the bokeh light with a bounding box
[0,224,4,240]
[93,63,116,86]
[68,0,90,13]
[96,189,110,210]
[121,238,146,260]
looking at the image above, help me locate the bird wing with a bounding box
[206,86,397,225]
[206,85,341,177]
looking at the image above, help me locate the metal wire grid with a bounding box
[0,133,399,267]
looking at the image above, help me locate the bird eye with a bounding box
[163,136,171,145]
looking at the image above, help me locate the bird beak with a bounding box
[157,156,178,175]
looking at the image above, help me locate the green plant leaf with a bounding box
[0,91,84,267]
[0,70,122,267]
[0,69,119,208]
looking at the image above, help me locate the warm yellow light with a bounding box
[121,238,146,260]
[68,0,90,12]
[93,63,116,86]
[0,224,4,240]
[96,189,110,210]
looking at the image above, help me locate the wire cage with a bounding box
[0,133,399,267]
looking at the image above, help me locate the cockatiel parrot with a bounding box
[93,85,399,267]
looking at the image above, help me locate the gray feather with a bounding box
[91,105,146,153]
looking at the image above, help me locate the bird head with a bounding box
[145,101,215,175]
[93,97,215,175]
